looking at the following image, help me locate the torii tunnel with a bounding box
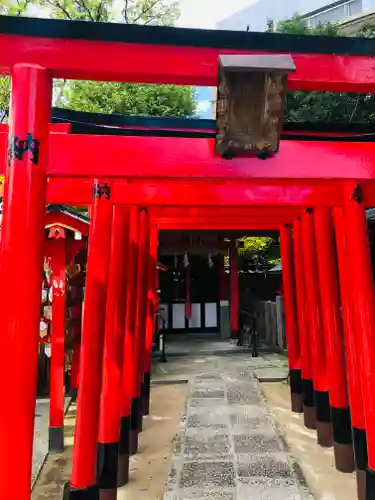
[3,13,375,500]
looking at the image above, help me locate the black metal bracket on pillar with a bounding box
[351,184,364,204]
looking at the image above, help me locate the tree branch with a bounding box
[349,95,360,123]
[44,0,73,20]
[132,0,162,24]
[123,0,129,23]
[75,0,95,22]
[78,0,95,21]
[95,0,104,22]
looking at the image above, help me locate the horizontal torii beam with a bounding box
[46,178,345,207]
[1,16,375,91]
[149,207,300,218]
[2,134,375,180]
[156,222,282,230]
[154,216,294,225]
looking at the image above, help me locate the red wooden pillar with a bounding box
[67,181,112,500]
[118,207,139,486]
[142,224,158,416]
[343,185,375,500]
[131,208,149,451]
[314,207,355,472]
[280,224,302,413]
[0,64,52,500]
[293,218,316,429]
[230,241,239,338]
[333,206,367,499]
[97,207,129,500]
[302,209,332,447]
[48,237,67,453]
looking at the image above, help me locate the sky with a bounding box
[172,0,256,29]
[171,1,257,117]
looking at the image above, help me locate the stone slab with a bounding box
[253,367,289,382]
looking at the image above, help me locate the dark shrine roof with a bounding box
[1,14,375,57]
[46,204,89,225]
[51,107,375,142]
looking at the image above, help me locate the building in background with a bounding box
[217,0,375,32]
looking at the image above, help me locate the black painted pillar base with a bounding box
[315,390,333,447]
[99,490,117,500]
[97,441,118,497]
[117,453,129,488]
[69,387,78,402]
[331,406,355,473]
[290,369,303,413]
[142,372,151,416]
[129,429,139,456]
[117,416,130,487]
[49,426,64,453]
[63,482,99,500]
[130,397,140,455]
[353,427,368,470]
[231,330,239,341]
[302,379,316,429]
[366,467,375,500]
[138,385,144,432]
[353,427,368,500]
[353,427,368,468]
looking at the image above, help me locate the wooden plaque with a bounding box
[215,54,296,157]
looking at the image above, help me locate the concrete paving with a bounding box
[32,398,70,488]
[32,400,50,488]
[153,332,270,358]
[162,354,310,500]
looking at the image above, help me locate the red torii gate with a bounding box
[0,14,375,500]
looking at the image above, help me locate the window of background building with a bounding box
[307,0,362,27]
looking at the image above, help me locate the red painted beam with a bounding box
[46,178,344,207]
[0,122,369,139]
[1,34,375,92]
[0,123,72,133]
[154,216,294,225]
[149,207,299,218]
[2,134,375,180]
[157,222,281,230]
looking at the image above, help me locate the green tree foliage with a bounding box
[357,24,375,38]
[65,81,196,116]
[238,237,280,270]
[277,15,339,36]
[0,0,195,120]
[277,15,375,123]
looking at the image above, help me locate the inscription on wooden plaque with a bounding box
[216,54,296,157]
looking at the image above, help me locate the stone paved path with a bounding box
[162,354,311,500]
